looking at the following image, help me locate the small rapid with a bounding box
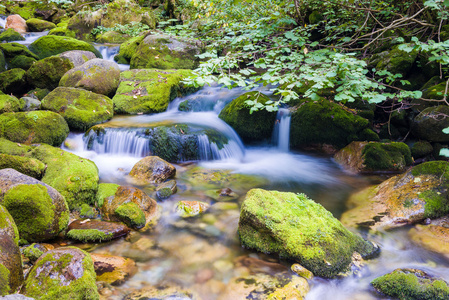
[0,16,6,29]
[94,45,130,70]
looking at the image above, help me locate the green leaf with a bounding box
[443,127,449,134]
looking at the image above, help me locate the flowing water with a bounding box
[0,15,6,29]
[64,84,449,299]
[94,45,130,71]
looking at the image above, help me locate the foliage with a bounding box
[91,22,150,37]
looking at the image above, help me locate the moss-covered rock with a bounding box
[0,169,69,242]
[96,183,120,207]
[48,24,77,38]
[23,243,45,262]
[112,69,196,114]
[370,45,418,76]
[0,204,19,246]
[114,35,143,64]
[0,43,39,63]
[410,141,433,159]
[341,161,449,231]
[0,153,46,179]
[334,141,413,173]
[29,144,99,210]
[371,268,449,300]
[59,50,96,67]
[218,92,277,143]
[0,28,25,42]
[0,137,31,156]
[41,87,114,131]
[79,203,98,219]
[66,219,130,243]
[26,18,56,32]
[0,110,69,146]
[26,87,50,100]
[413,105,449,142]
[176,201,210,217]
[422,80,446,101]
[59,58,120,96]
[29,35,101,59]
[90,253,137,286]
[130,34,201,70]
[96,31,130,44]
[8,55,37,71]
[26,56,74,89]
[0,233,24,296]
[129,156,176,184]
[0,50,5,73]
[290,98,379,150]
[115,202,146,229]
[21,96,42,111]
[0,94,25,113]
[21,247,100,300]
[0,68,29,95]
[156,180,177,200]
[239,189,379,278]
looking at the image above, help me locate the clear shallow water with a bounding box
[63,84,449,299]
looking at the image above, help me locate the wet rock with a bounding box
[21,97,41,112]
[219,92,277,143]
[371,268,449,300]
[90,253,137,285]
[114,202,146,229]
[95,183,119,207]
[0,169,69,243]
[0,233,24,296]
[156,180,177,200]
[0,94,25,113]
[239,189,379,278]
[234,256,289,276]
[28,35,101,60]
[341,161,449,231]
[26,18,56,32]
[334,141,413,173]
[59,59,121,97]
[41,87,113,131]
[204,188,238,201]
[0,154,46,179]
[409,217,449,259]
[26,56,74,89]
[0,68,29,95]
[0,28,25,42]
[5,15,27,34]
[58,50,96,67]
[21,247,99,300]
[176,201,210,217]
[129,156,176,184]
[113,69,196,114]
[291,264,314,280]
[67,219,130,243]
[0,111,69,147]
[0,204,19,245]
[22,243,48,262]
[413,106,449,142]
[121,236,161,262]
[123,285,198,300]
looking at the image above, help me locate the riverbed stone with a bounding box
[67,219,130,243]
[5,15,27,34]
[413,105,449,142]
[129,156,176,184]
[90,253,137,285]
[176,201,210,217]
[59,58,120,96]
[26,18,56,32]
[239,189,379,278]
[0,28,25,42]
[21,96,41,111]
[21,247,99,300]
[0,154,46,179]
[334,141,413,173]
[156,180,177,200]
[41,87,114,131]
[0,204,19,246]
[371,268,449,300]
[123,285,197,300]
[341,161,449,231]
[0,95,25,113]
[0,169,69,243]
[0,233,24,296]
[130,33,201,70]
[0,111,69,146]
[409,217,449,259]
[26,56,74,89]
[219,91,277,143]
[410,141,433,159]
[113,69,196,114]
[0,68,29,95]
[59,50,96,67]
[29,35,101,59]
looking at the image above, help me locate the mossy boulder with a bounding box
[0,205,19,246]
[0,94,25,113]
[129,156,176,184]
[59,58,121,96]
[115,202,146,229]
[371,268,449,300]
[410,141,433,159]
[48,25,77,38]
[90,253,137,286]
[334,141,413,173]
[23,243,45,262]
[66,219,130,243]
[370,45,418,76]
[0,111,69,146]
[0,43,39,63]
[218,92,277,143]
[0,28,25,42]
[114,35,143,64]
[26,18,56,32]
[21,247,100,300]
[0,50,5,73]
[412,106,449,142]
[0,68,29,95]
[0,154,46,179]
[29,144,99,210]
[290,98,379,150]
[0,169,69,242]
[96,31,130,44]
[29,35,101,60]
[0,233,24,296]
[0,137,31,156]
[341,161,449,231]
[96,183,120,207]
[41,87,114,131]
[130,34,201,70]
[239,189,379,278]
[21,96,42,111]
[26,56,74,89]
[112,69,196,114]
[8,55,37,71]
[421,80,446,101]
[59,50,96,67]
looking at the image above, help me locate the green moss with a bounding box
[0,68,28,95]
[362,142,413,171]
[48,23,76,38]
[26,88,50,100]
[0,28,25,42]
[115,202,146,229]
[115,35,144,64]
[96,183,119,207]
[8,55,37,70]
[66,229,113,243]
[23,243,44,262]
[0,264,11,296]
[0,154,46,179]
[0,137,31,156]
[0,50,5,73]
[373,46,418,76]
[371,269,449,300]
[28,35,101,59]
[0,204,19,245]
[308,11,324,24]
[79,204,97,219]
[0,111,69,146]
[411,141,433,158]
[26,56,74,89]
[239,189,378,278]
[0,94,25,113]
[0,43,39,62]
[26,18,57,32]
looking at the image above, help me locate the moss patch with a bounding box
[0,94,25,113]
[0,28,25,42]
[115,202,146,229]
[67,229,113,243]
[28,35,101,59]
[26,56,74,89]
[96,183,119,207]
[0,154,46,179]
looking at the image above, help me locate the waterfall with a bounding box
[272,108,291,152]
[0,16,6,29]
[197,135,245,161]
[84,129,150,157]
[94,45,129,70]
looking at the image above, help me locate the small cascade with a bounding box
[85,129,150,157]
[197,135,245,161]
[272,108,291,151]
[94,45,129,70]
[0,16,6,29]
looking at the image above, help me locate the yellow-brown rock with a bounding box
[91,253,137,285]
[5,15,28,34]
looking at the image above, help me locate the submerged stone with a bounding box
[409,217,449,259]
[90,253,137,286]
[123,285,198,300]
[176,201,210,217]
[129,156,176,184]
[239,189,379,278]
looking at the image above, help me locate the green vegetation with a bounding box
[115,202,146,229]
[66,229,113,243]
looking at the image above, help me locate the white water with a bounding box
[273,107,292,151]
[94,45,130,70]
[0,16,6,29]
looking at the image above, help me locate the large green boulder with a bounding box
[21,247,99,300]
[341,161,449,231]
[42,87,114,131]
[0,154,46,179]
[334,141,413,173]
[59,58,120,96]
[0,204,19,245]
[413,105,449,142]
[8,55,37,70]
[26,18,57,32]
[29,35,101,59]
[112,69,196,114]
[238,189,379,278]
[30,144,99,210]
[0,68,29,95]
[0,94,25,113]
[290,98,379,150]
[130,34,201,70]
[219,92,277,143]
[0,43,39,63]
[0,28,25,42]
[371,268,449,300]
[26,56,74,89]
[0,233,23,296]
[0,168,69,242]
[370,46,418,76]
[114,35,143,64]
[0,111,69,146]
